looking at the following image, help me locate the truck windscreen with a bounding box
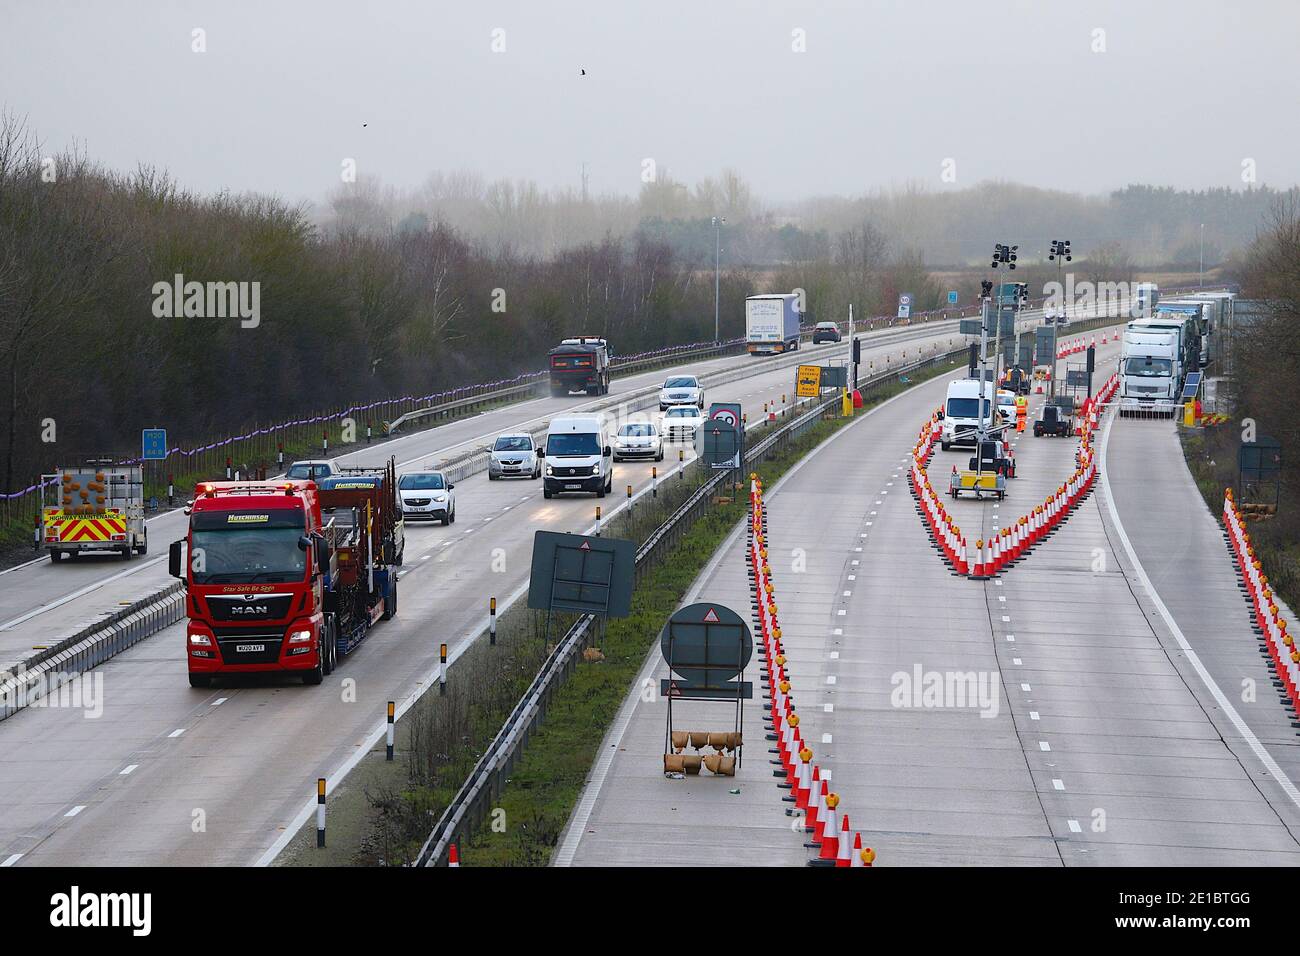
[1124,357,1172,377]
[190,510,307,584]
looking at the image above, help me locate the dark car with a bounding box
[812,322,842,344]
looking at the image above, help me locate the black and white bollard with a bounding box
[651,467,658,498]
[439,643,448,696]
[595,506,602,537]
[489,597,497,646]
[316,778,327,848]
[386,701,395,761]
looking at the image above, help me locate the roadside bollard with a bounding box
[32,514,40,551]
[167,474,174,506]
[489,597,497,645]
[277,443,284,469]
[366,422,372,444]
[386,701,395,761]
[596,505,602,536]
[225,457,233,480]
[678,449,684,477]
[322,430,328,454]
[652,467,658,498]
[439,643,447,695]
[316,778,327,848]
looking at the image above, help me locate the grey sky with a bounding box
[2,0,1295,205]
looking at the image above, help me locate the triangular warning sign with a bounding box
[702,607,720,623]
[580,540,591,550]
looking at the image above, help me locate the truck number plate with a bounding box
[236,643,266,653]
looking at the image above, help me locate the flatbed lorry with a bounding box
[169,458,400,688]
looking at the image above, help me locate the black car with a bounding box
[812,322,842,344]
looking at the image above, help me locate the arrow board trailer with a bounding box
[41,462,147,561]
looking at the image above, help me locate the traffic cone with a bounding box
[812,797,841,865]
[850,832,865,868]
[448,844,460,868]
[835,816,853,867]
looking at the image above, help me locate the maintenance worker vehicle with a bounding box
[40,461,147,561]
[169,459,400,688]
[949,440,1011,500]
[1034,401,1075,437]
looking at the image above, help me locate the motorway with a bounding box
[558,327,1300,866]
[0,313,998,866]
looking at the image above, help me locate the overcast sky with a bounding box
[2,0,1295,206]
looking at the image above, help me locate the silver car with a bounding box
[488,433,540,480]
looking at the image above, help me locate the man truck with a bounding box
[548,337,610,396]
[170,458,400,687]
[745,294,802,354]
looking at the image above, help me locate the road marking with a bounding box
[826,675,836,685]
[847,574,856,581]
[211,697,227,706]
[1053,779,1065,791]
[1006,635,1015,642]
[1,854,22,867]
[65,805,86,817]
[842,590,851,597]
[1001,615,1011,623]
[824,703,834,713]
[822,733,833,744]
[1039,741,1051,751]
[837,609,846,616]
[1099,412,1300,814]
[1021,683,1031,692]
[168,728,185,738]
[120,764,138,775]
[1029,711,1040,720]
[1067,819,1082,833]
[1013,658,1022,665]
[998,595,1006,603]
[0,557,167,631]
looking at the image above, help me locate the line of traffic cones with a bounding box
[749,476,875,868]
[1223,488,1300,721]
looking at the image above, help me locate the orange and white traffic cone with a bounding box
[448,844,460,868]
[850,832,866,868]
[835,816,853,867]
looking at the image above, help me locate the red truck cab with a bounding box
[171,481,335,688]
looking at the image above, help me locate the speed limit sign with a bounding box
[709,402,741,429]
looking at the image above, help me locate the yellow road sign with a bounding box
[796,364,821,398]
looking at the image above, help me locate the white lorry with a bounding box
[940,378,996,450]
[1118,328,1181,414]
[745,294,802,355]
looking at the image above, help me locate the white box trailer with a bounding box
[40,462,147,561]
[745,294,802,354]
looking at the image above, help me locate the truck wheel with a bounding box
[322,621,335,676]
[188,674,212,689]
[121,546,132,561]
[941,441,950,452]
[303,646,325,685]
[136,536,148,555]
[382,578,397,621]
[49,549,63,563]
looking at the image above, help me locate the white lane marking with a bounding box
[847,574,856,581]
[833,628,843,635]
[826,676,837,685]
[829,651,839,660]
[1039,741,1051,751]
[1029,711,1040,720]
[851,560,859,566]
[1099,412,1300,814]
[0,557,167,631]
[1006,635,1015,642]
[1,854,22,867]
[168,728,185,738]
[1013,658,1022,665]
[842,590,852,597]
[824,704,834,713]
[421,555,431,560]
[822,733,833,744]
[1001,615,1011,623]
[120,764,138,775]
[1053,779,1065,791]
[65,805,86,817]
[994,579,1002,587]
[1068,819,1082,833]
[1020,683,1031,692]
[211,697,227,706]
[998,595,1006,603]
[837,609,846,616]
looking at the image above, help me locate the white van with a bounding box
[541,414,614,499]
[940,378,994,451]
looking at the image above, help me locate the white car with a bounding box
[659,373,704,411]
[489,433,541,479]
[398,470,456,525]
[285,459,341,481]
[613,422,664,461]
[661,405,705,441]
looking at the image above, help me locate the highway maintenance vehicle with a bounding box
[549,337,611,396]
[1034,401,1075,438]
[169,458,400,688]
[40,461,147,561]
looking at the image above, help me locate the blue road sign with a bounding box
[947,291,958,305]
[142,428,167,461]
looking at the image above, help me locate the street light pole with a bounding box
[1199,223,1205,288]
[712,216,725,343]
[1047,239,1071,399]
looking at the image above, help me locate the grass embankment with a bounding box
[1179,425,1299,612]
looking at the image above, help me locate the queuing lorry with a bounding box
[1119,327,1181,414]
[40,461,147,561]
[548,337,610,396]
[745,294,802,354]
[169,460,400,687]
